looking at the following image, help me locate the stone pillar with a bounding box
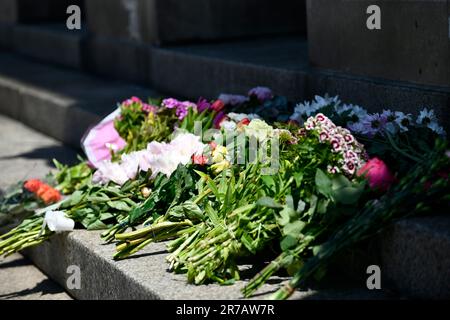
[307,0,450,88]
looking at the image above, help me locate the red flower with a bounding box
[211,100,225,112]
[192,154,209,166]
[24,179,43,193]
[36,184,51,197]
[357,158,395,192]
[237,118,250,127]
[40,188,62,204]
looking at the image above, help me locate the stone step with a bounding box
[12,23,86,69]
[23,230,394,300]
[0,253,72,300]
[0,51,158,147]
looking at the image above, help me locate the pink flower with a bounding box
[357,158,395,192]
[141,103,157,114]
[319,131,329,142]
[192,154,209,166]
[81,108,126,168]
[123,96,142,106]
[315,113,326,122]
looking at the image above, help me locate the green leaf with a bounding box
[332,186,364,205]
[315,169,332,198]
[256,197,283,209]
[280,235,298,251]
[107,200,133,212]
[283,221,306,238]
[87,219,108,230]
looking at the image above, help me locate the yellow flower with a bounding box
[210,160,231,174]
[212,145,228,163]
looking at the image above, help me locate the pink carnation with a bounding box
[357,158,395,192]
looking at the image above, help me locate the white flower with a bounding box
[93,161,129,186]
[416,108,437,125]
[245,119,274,142]
[93,133,207,184]
[427,122,446,136]
[394,111,412,132]
[44,211,75,233]
[220,120,237,131]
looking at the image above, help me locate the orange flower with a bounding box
[40,188,62,204]
[24,179,43,193]
[36,184,51,197]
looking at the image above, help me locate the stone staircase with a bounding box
[0,0,449,300]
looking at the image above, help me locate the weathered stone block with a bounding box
[307,0,450,87]
[86,0,306,44]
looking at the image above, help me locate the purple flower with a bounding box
[162,98,179,109]
[218,94,249,106]
[248,86,273,102]
[197,97,211,113]
[162,98,196,120]
[213,111,228,129]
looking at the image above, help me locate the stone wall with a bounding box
[307,0,450,88]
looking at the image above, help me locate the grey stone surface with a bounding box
[0,23,13,49]
[13,24,85,69]
[84,36,151,84]
[0,0,18,24]
[0,52,158,147]
[381,216,450,299]
[0,253,72,300]
[0,0,83,23]
[24,230,392,300]
[85,0,305,44]
[0,114,78,188]
[306,0,450,88]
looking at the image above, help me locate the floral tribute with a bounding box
[0,87,448,300]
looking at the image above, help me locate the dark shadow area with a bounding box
[0,256,30,269]
[0,145,79,167]
[0,278,66,299]
[116,249,168,261]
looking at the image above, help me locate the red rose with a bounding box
[211,100,225,112]
[24,179,43,193]
[237,118,250,127]
[357,158,395,192]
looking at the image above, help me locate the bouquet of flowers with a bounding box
[0,87,448,300]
